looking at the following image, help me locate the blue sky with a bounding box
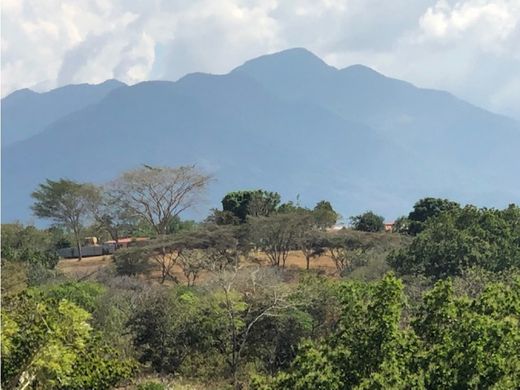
[2,0,519,119]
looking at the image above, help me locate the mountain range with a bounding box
[2,48,520,223]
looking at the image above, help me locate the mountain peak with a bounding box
[342,64,382,75]
[232,47,335,75]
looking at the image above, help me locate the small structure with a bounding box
[57,237,149,258]
[384,222,395,232]
[102,237,149,253]
[328,224,348,231]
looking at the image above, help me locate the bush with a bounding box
[137,382,166,390]
[113,247,153,276]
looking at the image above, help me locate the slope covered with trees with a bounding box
[2,165,519,389]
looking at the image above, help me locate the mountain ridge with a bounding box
[1,79,127,146]
[2,48,519,223]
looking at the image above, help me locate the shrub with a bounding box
[113,247,153,276]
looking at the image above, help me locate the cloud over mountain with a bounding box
[2,0,519,119]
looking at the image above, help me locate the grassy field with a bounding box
[57,251,339,282]
[57,230,408,284]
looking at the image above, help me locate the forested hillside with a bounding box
[2,166,519,389]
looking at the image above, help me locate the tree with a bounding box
[299,230,327,270]
[107,165,211,236]
[177,249,208,286]
[392,216,410,234]
[253,275,414,389]
[2,293,135,389]
[254,275,520,389]
[222,190,281,222]
[31,179,100,261]
[211,267,292,388]
[326,235,369,275]
[113,247,154,277]
[250,213,306,268]
[312,201,338,230]
[91,192,137,245]
[350,211,384,232]
[389,205,520,280]
[407,197,460,235]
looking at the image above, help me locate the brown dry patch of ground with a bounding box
[57,250,339,283]
[252,251,337,275]
[57,255,113,278]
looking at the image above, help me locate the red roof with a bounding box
[104,237,148,244]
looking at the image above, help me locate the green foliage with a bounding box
[407,197,460,235]
[389,205,520,279]
[113,247,154,276]
[1,223,63,268]
[2,285,135,389]
[411,279,520,389]
[128,287,218,374]
[222,190,281,222]
[255,275,520,389]
[1,295,92,389]
[350,211,385,232]
[64,335,137,390]
[392,216,410,234]
[31,178,100,260]
[137,381,166,390]
[312,200,339,229]
[30,281,106,312]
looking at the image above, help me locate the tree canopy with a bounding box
[389,204,520,279]
[222,190,281,222]
[350,211,385,232]
[31,179,100,260]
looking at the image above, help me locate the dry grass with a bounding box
[57,230,407,283]
[57,251,339,283]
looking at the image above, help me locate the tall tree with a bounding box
[407,197,460,235]
[350,211,385,232]
[222,190,281,222]
[107,165,211,236]
[31,179,99,261]
[91,192,137,245]
[312,201,338,230]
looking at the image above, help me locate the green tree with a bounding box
[412,279,520,388]
[222,190,281,222]
[254,275,418,389]
[389,205,520,279]
[31,179,100,261]
[255,275,520,389]
[2,295,92,389]
[312,200,339,229]
[249,213,306,268]
[350,211,384,232]
[407,197,460,235]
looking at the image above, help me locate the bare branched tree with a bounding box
[107,165,211,236]
[177,249,208,286]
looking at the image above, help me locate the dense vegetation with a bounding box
[1,165,520,389]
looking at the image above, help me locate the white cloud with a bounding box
[1,0,519,119]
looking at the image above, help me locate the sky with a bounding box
[2,0,519,120]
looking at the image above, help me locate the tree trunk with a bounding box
[306,255,310,270]
[74,229,83,261]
